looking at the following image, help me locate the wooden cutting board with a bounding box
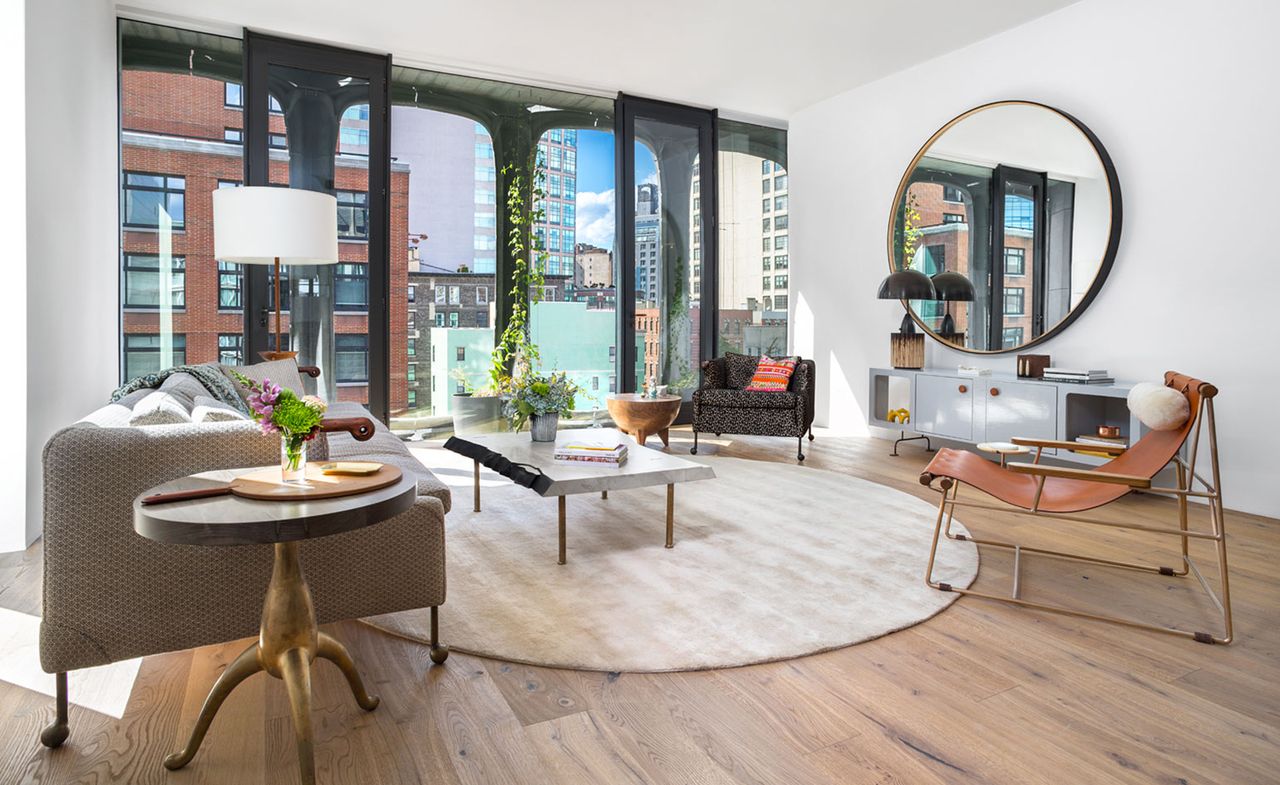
[141,464,403,504]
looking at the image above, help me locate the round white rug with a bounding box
[363,449,978,672]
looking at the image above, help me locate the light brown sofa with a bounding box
[38,364,450,747]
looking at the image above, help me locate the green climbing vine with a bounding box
[488,157,549,391]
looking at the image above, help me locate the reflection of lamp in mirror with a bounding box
[931,270,975,347]
[877,270,935,369]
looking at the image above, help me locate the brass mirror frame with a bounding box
[886,100,1123,354]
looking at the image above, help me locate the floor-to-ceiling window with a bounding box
[716,120,789,357]
[388,67,615,436]
[119,24,786,433]
[118,21,244,376]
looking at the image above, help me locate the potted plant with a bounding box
[504,371,580,441]
[450,366,502,436]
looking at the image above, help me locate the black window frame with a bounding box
[217,333,244,364]
[334,262,369,311]
[334,333,370,383]
[123,333,187,380]
[336,190,369,240]
[218,261,244,310]
[123,171,186,229]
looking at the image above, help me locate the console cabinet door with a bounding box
[914,374,974,440]
[984,381,1057,443]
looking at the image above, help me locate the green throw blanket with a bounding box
[110,363,252,415]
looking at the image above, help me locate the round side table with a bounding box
[976,441,1033,467]
[133,466,417,785]
[606,393,682,448]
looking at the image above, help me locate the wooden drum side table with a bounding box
[133,466,416,785]
[606,393,682,448]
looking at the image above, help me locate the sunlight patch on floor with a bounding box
[0,607,140,718]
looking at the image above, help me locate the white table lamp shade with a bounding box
[213,186,339,265]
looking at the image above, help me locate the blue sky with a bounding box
[574,132,657,252]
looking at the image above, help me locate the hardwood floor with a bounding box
[2,430,1277,784]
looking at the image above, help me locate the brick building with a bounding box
[120,70,412,410]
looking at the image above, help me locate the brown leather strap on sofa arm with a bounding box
[320,417,376,441]
[298,365,321,378]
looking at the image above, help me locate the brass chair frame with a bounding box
[921,393,1233,645]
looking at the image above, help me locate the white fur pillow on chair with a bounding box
[1127,382,1190,431]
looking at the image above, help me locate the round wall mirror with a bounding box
[887,101,1122,353]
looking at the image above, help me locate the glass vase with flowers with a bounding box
[231,372,328,484]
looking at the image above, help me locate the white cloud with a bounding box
[576,189,615,250]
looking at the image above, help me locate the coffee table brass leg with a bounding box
[281,647,316,785]
[558,496,567,565]
[474,460,481,512]
[317,632,379,711]
[666,483,675,548]
[163,644,263,770]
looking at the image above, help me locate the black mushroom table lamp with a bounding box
[930,270,975,345]
[877,269,935,369]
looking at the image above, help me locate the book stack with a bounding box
[1042,368,1114,385]
[553,429,629,468]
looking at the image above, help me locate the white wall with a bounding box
[790,0,1280,518]
[22,0,119,547]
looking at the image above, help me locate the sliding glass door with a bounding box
[244,33,391,419]
[618,96,717,415]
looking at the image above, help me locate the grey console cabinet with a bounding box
[868,367,1143,466]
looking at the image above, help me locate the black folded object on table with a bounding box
[444,437,553,495]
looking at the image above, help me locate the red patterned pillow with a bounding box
[745,355,798,392]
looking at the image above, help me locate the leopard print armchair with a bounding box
[690,353,816,461]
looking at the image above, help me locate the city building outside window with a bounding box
[218,262,243,309]
[449,312,459,328]
[124,334,186,380]
[218,334,243,364]
[774,195,787,211]
[762,276,771,290]
[942,213,965,224]
[456,347,465,361]
[762,257,771,271]
[1004,247,1026,275]
[268,133,287,149]
[762,197,770,213]
[407,284,415,303]
[224,82,243,107]
[123,254,185,309]
[774,236,788,251]
[774,254,789,269]
[408,337,416,356]
[223,128,243,144]
[762,217,771,232]
[435,285,446,304]
[943,185,964,202]
[774,174,788,190]
[774,214,788,230]
[435,313,444,327]
[407,364,416,382]
[124,172,185,229]
[774,274,788,289]
[448,285,460,304]
[335,263,368,310]
[773,295,788,310]
[335,334,369,383]
[336,191,369,240]
[1002,327,1024,346]
[476,286,488,304]
[1004,287,1025,315]
[475,311,486,327]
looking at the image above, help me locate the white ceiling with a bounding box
[117,0,1081,122]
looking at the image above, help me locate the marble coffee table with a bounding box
[446,431,716,564]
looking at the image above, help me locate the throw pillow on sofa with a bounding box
[129,390,192,426]
[192,395,249,423]
[724,352,763,389]
[745,355,798,392]
[221,358,308,403]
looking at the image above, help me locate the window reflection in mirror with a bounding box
[890,102,1117,353]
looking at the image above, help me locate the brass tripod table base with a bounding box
[163,542,379,784]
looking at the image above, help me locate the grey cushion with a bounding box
[157,372,213,411]
[192,395,249,423]
[222,359,307,402]
[128,390,192,426]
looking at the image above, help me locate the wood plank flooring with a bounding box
[2,430,1277,784]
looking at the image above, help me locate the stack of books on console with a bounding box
[553,429,629,468]
[1042,368,1114,384]
[1072,433,1128,458]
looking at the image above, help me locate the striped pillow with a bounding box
[745,355,798,392]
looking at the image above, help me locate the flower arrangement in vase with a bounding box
[504,371,579,441]
[231,372,327,484]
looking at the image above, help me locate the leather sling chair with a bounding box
[919,371,1232,645]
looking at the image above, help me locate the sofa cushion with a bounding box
[697,388,800,410]
[724,353,761,389]
[745,355,798,392]
[192,395,249,423]
[158,372,213,411]
[129,390,193,426]
[222,359,307,403]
